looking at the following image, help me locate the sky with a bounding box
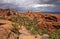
[0,0,60,13]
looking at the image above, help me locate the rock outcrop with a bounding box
[0,8,60,32]
[0,19,18,39]
[19,12,60,32]
[0,8,60,39]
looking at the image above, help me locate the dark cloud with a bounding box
[0,0,60,13]
[43,0,60,4]
[37,0,60,5]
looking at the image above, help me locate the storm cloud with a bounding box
[0,0,60,13]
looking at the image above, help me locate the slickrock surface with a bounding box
[19,12,60,32]
[0,8,60,39]
[0,20,18,39]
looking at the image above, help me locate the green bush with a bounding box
[10,15,47,35]
[11,23,19,34]
[0,17,7,20]
[49,29,60,39]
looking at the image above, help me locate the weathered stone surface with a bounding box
[0,8,60,39]
[0,27,18,39]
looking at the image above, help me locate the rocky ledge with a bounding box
[0,8,60,39]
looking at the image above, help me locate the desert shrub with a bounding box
[26,17,47,35]
[0,16,6,20]
[10,15,47,35]
[49,29,60,39]
[10,15,31,26]
[11,23,20,34]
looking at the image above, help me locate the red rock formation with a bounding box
[0,8,60,33]
[0,8,18,17]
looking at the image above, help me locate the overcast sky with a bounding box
[0,0,60,13]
